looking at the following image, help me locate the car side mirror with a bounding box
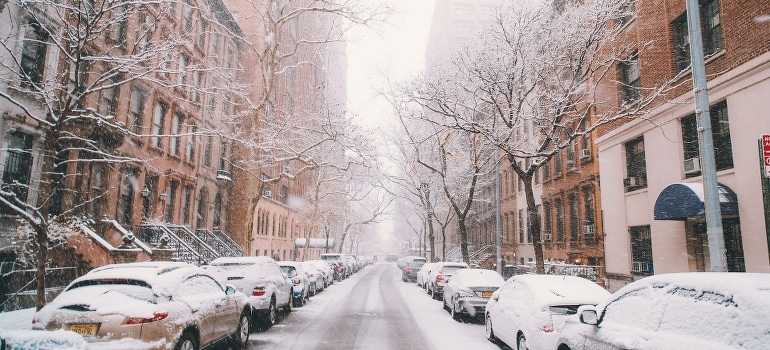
[225,284,236,295]
[579,308,599,325]
[492,291,499,301]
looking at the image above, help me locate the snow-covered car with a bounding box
[485,274,610,350]
[304,259,335,287]
[402,260,426,283]
[416,262,437,288]
[205,256,293,330]
[300,260,326,293]
[555,272,770,350]
[426,262,469,300]
[278,261,311,306]
[32,261,251,350]
[442,268,504,322]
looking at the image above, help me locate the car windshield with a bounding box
[281,266,297,276]
[443,266,466,274]
[209,262,255,270]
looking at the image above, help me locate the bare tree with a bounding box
[0,0,251,309]
[407,0,677,273]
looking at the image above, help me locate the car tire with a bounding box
[174,331,198,350]
[262,298,277,329]
[443,298,449,311]
[283,292,293,314]
[450,302,460,321]
[485,314,498,343]
[230,311,250,349]
[518,335,529,350]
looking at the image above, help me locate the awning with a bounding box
[653,182,738,220]
[294,238,335,248]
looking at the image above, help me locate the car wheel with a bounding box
[283,293,293,314]
[450,302,460,321]
[303,289,310,304]
[485,314,498,343]
[443,298,449,311]
[230,311,250,349]
[518,335,529,350]
[174,331,198,350]
[263,298,277,328]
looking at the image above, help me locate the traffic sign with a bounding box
[763,134,770,178]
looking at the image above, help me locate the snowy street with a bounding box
[249,262,506,350]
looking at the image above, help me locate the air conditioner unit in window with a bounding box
[542,232,552,241]
[683,157,701,174]
[566,160,577,172]
[579,149,591,160]
[582,225,595,235]
[623,176,642,188]
[263,190,272,198]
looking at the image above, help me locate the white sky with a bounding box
[346,0,436,132]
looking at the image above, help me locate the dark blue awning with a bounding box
[653,182,739,221]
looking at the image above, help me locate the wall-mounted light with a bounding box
[158,192,167,201]
[141,186,150,198]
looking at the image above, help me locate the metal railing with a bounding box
[196,228,243,257]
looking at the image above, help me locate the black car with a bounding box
[402,261,425,282]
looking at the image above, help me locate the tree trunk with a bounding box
[521,173,545,274]
[427,211,435,261]
[458,217,470,264]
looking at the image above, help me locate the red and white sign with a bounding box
[763,134,770,178]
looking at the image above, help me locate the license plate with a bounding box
[482,291,493,298]
[69,324,98,337]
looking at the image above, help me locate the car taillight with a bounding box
[405,269,413,273]
[293,278,302,285]
[253,286,266,296]
[127,311,169,324]
[435,273,444,281]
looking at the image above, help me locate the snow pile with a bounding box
[0,329,87,350]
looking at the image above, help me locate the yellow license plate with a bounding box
[69,324,98,337]
[482,291,493,298]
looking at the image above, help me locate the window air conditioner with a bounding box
[263,190,272,198]
[542,232,552,241]
[623,176,641,188]
[566,160,577,172]
[579,149,591,160]
[683,157,701,174]
[582,225,595,235]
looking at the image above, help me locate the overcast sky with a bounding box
[346,0,436,131]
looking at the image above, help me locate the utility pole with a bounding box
[686,0,727,271]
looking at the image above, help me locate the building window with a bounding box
[186,124,196,162]
[542,202,552,240]
[681,100,733,176]
[617,0,636,27]
[177,54,188,86]
[620,51,640,103]
[165,180,178,222]
[555,198,564,242]
[20,21,49,88]
[99,77,119,117]
[89,163,106,220]
[569,194,579,243]
[553,151,562,177]
[2,131,35,202]
[518,209,525,244]
[203,135,212,167]
[183,2,194,33]
[583,187,595,224]
[198,20,207,49]
[152,102,166,148]
[624,136,647,191]
[192,70,202,103]
[108,4,128,44]
[171,113,182,156]
[673,0,723,72]
[119,168,138,225]
[280,185,288,205]
[630,225,653,275]
[219,140,228,170]
[128,87,146,134]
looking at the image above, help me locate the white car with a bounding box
[485,274,610,350]
[305,259,335,287]
[205,256,293,330]
[555,272,770,350]
[278,261,311,307]
[300,260,326,293]
[32,261,251,350]
[426,262,469,300]
[416,262,437,288]
[442,268,505,322]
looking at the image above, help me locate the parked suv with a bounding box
[320,253,350,278]
[206,256,293,330]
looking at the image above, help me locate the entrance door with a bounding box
[686,218,744,272]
